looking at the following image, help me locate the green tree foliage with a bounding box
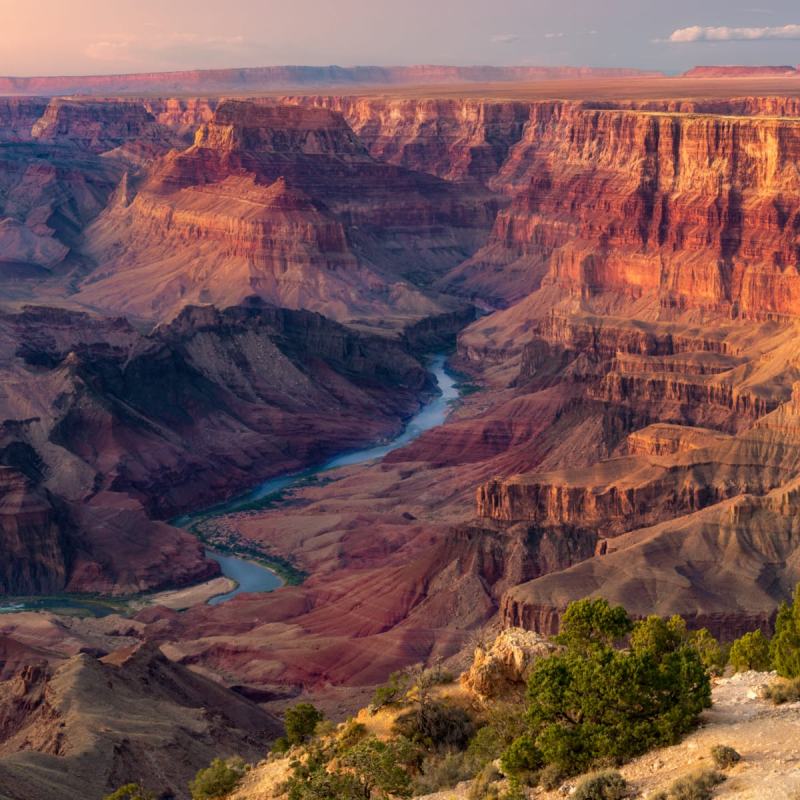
[688,628,728,676]
[555,597,633,652]
[371,670,411,711]
[103,785,156,800]
[284,738,415,800]
[770,585,800,678]
[189,757,246,800]
[503,602,711,778]
[729,629,771,672]
[284,703,324,746]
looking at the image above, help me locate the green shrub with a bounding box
[284,703,324,745]
[770,585,800,679]
[189,757,246,800]
[392,700,475,751]
[271,736,290,754]
[412,751,473,794]
[710,744,741,770]
[338,737,414,797]
[503,602,711,778]
[103,785,156,800]
[572,770,628,800]
[652,768,725,800]
[689,629,728,676]
[337,719,368,750]
[371,670,411,711]
[284,739,415,800]
[762,676,800,705]
[499,733,543,777]
[729,630,771,672]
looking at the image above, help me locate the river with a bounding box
[0,355,459,616]
[200,354,459,603]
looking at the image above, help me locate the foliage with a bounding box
[650,769,725,800]
[503,603,711,778]
[770,584,800,679]
[283,739,415,800]
[336,719,368,750]
[710,745,741,770]
[392,699,475,751]
[555,597,633,652]
[468,702,527,773]
[762,676,800,705]
[572,771,628,800]
[412,751,473,794]
[271,736,290,754]
[688,629,728,676]
[729,630,771,672]
[189,757,246,800]
[371,670,411,711]
[103,785,156,800]
[539,763,565,790]
[467,764,503,800]
[284,703,324,746]
[339,737,415,797]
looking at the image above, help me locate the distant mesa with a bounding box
[0,64,663,96]
[683,65,799,78]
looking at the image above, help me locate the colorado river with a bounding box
[194,354,460,604]
[0,355,460,616]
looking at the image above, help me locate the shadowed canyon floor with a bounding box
[3,75,800,796]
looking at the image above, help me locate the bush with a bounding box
[762,676,800,705]
[284,703,324,745]
[271,736,290,754]
[412,751,473,794]
[572,771,628,800]
[337,719,368,750]
[689,629,728,676]
[371,670,411,711]
[499,733,543,777]
[189,757,246,800]
[710,744,741,770]
[392,700,475,751]
[770,584,800,679]
[539,763,565,790]
[729,630,771,672]
[503,603,711,778]
[104,785,156,800]
[467,764,503,800]
[651,768,725,800]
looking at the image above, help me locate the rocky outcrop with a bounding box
[0,644,281,800]
[683,65,798,78]
[0,98,47,142]
[446,102,800,316]
[460,628,556,700]
[292,96,532,182]
[79,99,492,322]
[30,99,160,153]
[0,467,68,595]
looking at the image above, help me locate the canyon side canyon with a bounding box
[2,72,800,798]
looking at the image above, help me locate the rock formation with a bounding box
[460,628,556,700]
[78,99,492,323]
[0,644,280,800]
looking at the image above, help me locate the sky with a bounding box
[1,0,799,76]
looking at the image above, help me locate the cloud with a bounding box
[668,23,800,42]
[544,32,566,39]
[84,32,251,64]
[490,33,520,44]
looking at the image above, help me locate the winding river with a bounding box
[198,354,459,604]
[0,355,460,616]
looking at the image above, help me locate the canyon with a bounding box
[2,71,800,796]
